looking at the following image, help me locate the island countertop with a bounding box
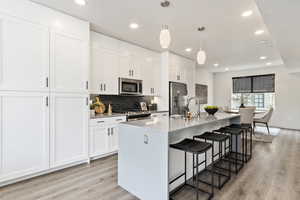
[123,112,240,133]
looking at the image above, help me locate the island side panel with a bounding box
[118,124,169,200]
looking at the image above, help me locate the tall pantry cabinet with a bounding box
[0,1,89,184]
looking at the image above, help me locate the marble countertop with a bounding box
[123,112,240,133]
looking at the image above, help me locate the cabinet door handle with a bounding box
[46,96,49,107]
[132,70,134,77]
[129,70,131,76]
[97,121,105,123]
[46,77,49,88]
[100,84,103,91]
[108,128,110,136]
[111,128,114,135]
[104,84,106,91]
[86,97,89,106]
[86,81,89,90]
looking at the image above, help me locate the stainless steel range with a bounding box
[125,111,151,121]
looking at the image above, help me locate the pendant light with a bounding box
[160,25,171,49]
[197,48,206,65]
[196,27,206,65]
[159,1,171,49]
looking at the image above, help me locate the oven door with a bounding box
[119,78,143,95]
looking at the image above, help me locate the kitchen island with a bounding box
[118,113,240,200]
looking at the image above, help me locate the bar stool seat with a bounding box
[170,138,212,154]
[194,132,229,142]
[215,127,243,135]
[229,123,252,130]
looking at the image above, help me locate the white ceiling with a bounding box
[31,0,284,72]
[255,0,300,71]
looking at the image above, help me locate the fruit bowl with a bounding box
[204,106,219,115]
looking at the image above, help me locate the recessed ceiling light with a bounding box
[266,62,272,66]
[74,0,87,6]
[185,48,192,52]
[242,10,253,17]
[225,67,229,71]
[129,23,139,29]
[255,30,265,35]
[214,63,219,67]
[260,56,267,60]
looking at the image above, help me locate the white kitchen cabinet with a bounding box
[142,54,161,96]
[169,54,187,83]
[0,93,49,182]
[50,93,89,168]
[50,31,89,93]
[0,16,49,92]
[89,117,126,159]
[89,126,109,157]
[109,125,119,152]
[119,42,141,79]
[90,47,119,95]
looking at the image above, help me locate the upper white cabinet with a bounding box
[90,47,119,95]
[50,31,89,93]
[169,54,187,83]
[50,93,88,168]
[0,16,49,92]
[142,52,161,96]
[119,42,141,79]
[0,92,49,182]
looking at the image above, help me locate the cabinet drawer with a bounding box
[90,116,126,126]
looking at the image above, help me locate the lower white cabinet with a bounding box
[89,117,125,159]
[0,92,49,182]
[50,93,89,168]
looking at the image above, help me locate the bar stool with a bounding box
[169,138,214,200]
[193,132,231,189]
[213,127,245,174]
[228,124,253,162]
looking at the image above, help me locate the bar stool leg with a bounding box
[235,134,238,173]
[211,146,214,197]
[250,127,253,159]
[192,153,195,181]
[245,129,248,162]
[196,153,199,200]
[218,142,221,188]
[184,152,187,185]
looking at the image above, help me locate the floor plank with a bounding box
[0,129,299,200]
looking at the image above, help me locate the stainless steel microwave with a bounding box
[119,78,143,95]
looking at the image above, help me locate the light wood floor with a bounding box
[0,129,299,200]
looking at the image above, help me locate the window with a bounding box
[232,74,275,110]
[231,93,275,110]
[254,94,264,108]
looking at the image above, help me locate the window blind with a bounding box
[252,74,275,93]
[232,74,275,93]
[232,77,252,93]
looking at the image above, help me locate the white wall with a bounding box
[214,66,300,130]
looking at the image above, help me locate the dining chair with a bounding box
[253,107,274,134]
